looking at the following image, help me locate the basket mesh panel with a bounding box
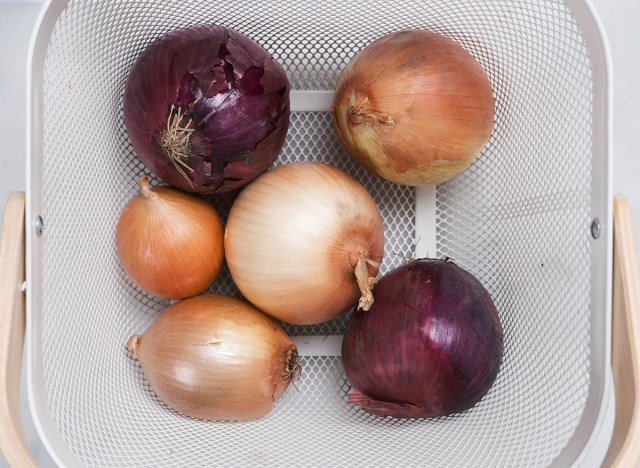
[40,0,592,466]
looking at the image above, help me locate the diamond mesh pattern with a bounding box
[37,0,595,466]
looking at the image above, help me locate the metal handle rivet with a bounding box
[590,217,601,239]
[35,215,44,237]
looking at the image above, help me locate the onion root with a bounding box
[158,104,196,186]
[282,345,302,390]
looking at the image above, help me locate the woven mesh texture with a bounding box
[38,0,594,466]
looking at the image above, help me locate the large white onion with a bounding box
[224,162,384,325]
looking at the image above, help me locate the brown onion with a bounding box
[126,294,300,421]
[224,162,384,325]
[331,30,495,186]
[116,176,224,299]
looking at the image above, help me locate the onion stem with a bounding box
[137,175,158,200]
[348,96,394,127]
[126,334,141,357]
[355,253,378,311]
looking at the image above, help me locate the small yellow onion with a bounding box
[331,29,495,186]
[126,294,300,421]
[116,176,224,299]
[224,162,384,325]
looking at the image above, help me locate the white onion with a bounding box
[224,162,384,325]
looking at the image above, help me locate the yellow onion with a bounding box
[224,162,384,325]
[331,29,495,186]
[116,176,224,299]
[126,294,300,421]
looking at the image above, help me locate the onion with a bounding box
[123,24,290,194]
[116,176,224,299]
[224,162,384,325]
[126,294,300,421]
[331,30,494,186]
[342,258,503,418]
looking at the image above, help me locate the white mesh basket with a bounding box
[25,0,613,466]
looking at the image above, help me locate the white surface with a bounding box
[0,0,639,466]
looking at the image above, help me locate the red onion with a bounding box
[342,258,503,418]
[123,24,290,194]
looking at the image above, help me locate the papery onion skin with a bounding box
[126,294,300,421]
[331,30,494,186]
[342,258,503,418]
[224,162,384,325]
[123,24,290,194]
[116,176,224,299]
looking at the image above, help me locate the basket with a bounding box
[1,0,639,466]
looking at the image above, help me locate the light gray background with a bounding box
[1,0,638,466]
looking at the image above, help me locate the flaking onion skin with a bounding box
[123,24,290,194]
[331,30,495,186]
[127,294,300,421]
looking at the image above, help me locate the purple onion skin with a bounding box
[123,24,290,194]
[342,258,503,418]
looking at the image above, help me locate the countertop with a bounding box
[1,0,639,466]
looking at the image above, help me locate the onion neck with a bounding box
[354,253,379,311]
[126,334,142,357]
[137,175,158,200]
[348,93,394,127]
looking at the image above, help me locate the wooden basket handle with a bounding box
[0,192,36,468]
[603,196,640,467]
